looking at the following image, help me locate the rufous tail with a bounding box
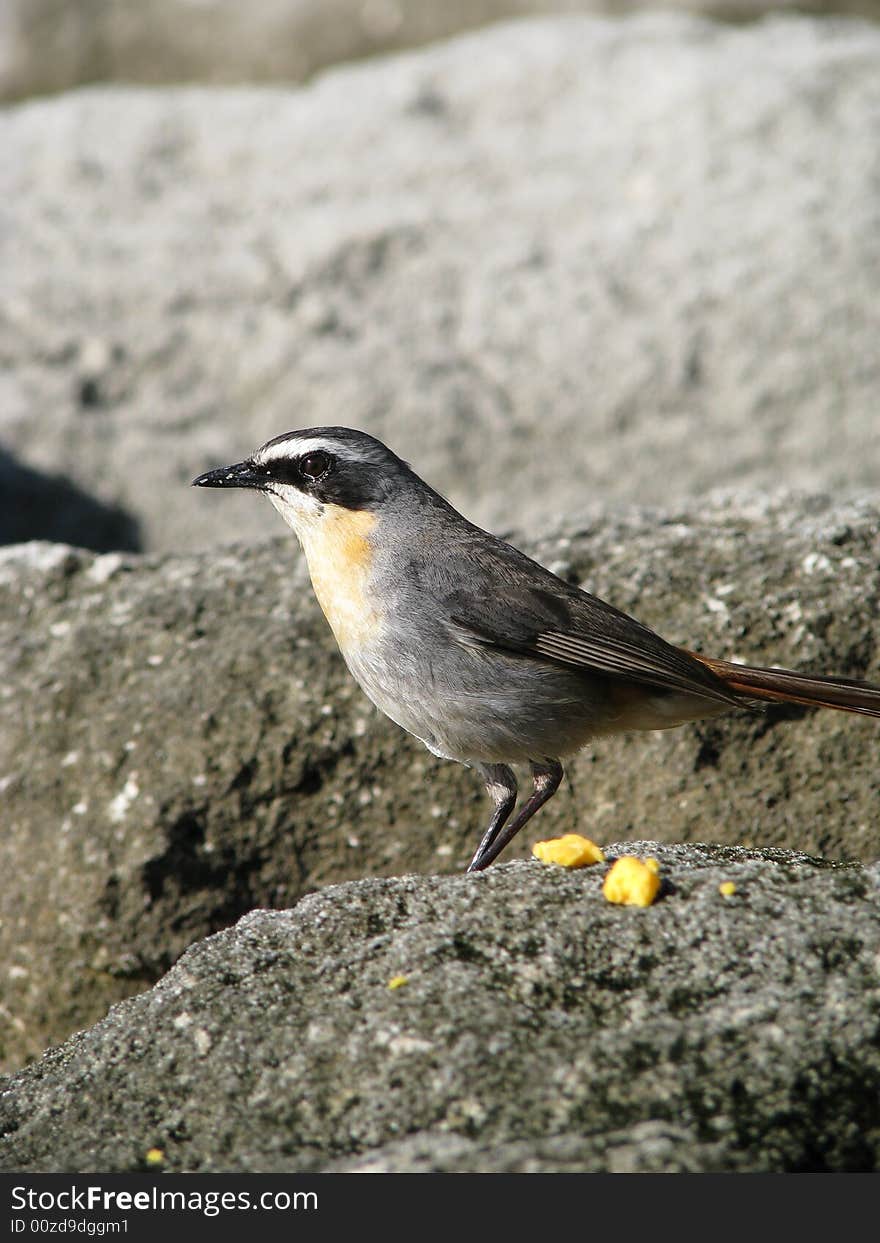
[684,651,880,719]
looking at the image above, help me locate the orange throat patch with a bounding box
[299,505,381,652]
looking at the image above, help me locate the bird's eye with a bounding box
[299,451,333,482]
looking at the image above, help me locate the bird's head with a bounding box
[192,426,418,539]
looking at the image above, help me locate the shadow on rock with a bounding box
[0,448,141,552]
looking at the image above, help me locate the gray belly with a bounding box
[341,635,628,764]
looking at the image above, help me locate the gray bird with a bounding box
[193,427,880,871]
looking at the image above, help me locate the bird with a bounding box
[193,427,880,872]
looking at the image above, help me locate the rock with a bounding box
[3,15,880,553]
[2,844,879,1172]
[6,1,880,102]
[0,0,557,100]
[2,492,879,1072]
[0,447,141,551]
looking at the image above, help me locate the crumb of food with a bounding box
[532,834,606,868]
[602,856,662,907]
[719,881,737,897]
[145,1148,165,1165]
[387,975,408,990]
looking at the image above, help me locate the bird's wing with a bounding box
[439,540,739,707]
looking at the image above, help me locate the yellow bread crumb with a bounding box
[532,834,606,868]
[719,881,737,897]
[602,856,661,907]
[387,975,408,990]
[145,1148,165,1165]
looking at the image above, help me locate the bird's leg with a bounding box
[466,764,518,873]
[467,759,564,873]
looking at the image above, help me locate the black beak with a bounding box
[191,460,265,491]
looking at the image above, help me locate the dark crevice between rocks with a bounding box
[0,447,141,553]
[727,1054,880,1172]
[109,746,362,983]
[693,727,723,770]
[95,808,273,979]
[142,810,213,905]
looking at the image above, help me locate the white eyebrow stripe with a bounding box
[255,436,354,465]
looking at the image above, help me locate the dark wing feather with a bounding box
[438,535,739,708]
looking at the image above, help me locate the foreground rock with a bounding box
[4,16,880,552]
[2,493,879,1072]
[2,845,879,1173]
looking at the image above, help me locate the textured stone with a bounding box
[2,492,879,1071]
[3,15,880,554]
[2,844,879,1173]
[6,1,880,102]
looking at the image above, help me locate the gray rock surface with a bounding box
[2,844,879,1173]
[5,1,880,103]
[2,493,879,1072]
[3,15,880,554]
